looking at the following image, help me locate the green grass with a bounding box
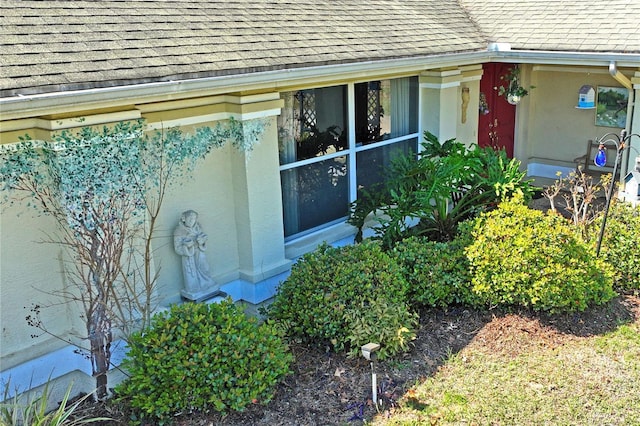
[373,321,640,425]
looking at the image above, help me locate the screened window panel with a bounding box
[281,156,349,237]
[356,138,418,196]
[278,86,347,165]
[355,77,418,145]
[278,76,418,239]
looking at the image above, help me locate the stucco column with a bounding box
[420,69,464,142]
[230,104,291,284]
[458,65,483,145]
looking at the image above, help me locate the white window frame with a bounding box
[279,77,420,243]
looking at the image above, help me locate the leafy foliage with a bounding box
[1,378,109,425]
[419,132,466,159]
[392,237,472,309]
[497,65,534,99]
[344,298,418,360]
[471,143,535,202]
[266,241,415,359]
[0,117,268,398]
[348,132,536,248]
[116,299,292,423]
[462,196,616,312]
[590,199,640,292]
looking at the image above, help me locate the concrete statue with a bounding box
[173,210,224,301]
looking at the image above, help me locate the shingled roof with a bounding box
[0,0,485,97]
[461,0,640,53]
[1,0,640,98]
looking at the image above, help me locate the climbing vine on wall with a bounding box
[0,116,268,399]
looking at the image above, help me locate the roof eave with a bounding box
[1,50,489,119]
[2,49,639,120]
[490,49,640,68]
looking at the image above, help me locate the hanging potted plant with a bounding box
[496,66,533,105]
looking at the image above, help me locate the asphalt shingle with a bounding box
[0,0,486,96]
[460,0,640,53]
[1,0,639,97]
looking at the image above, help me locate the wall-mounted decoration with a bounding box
[595,86,628,128]
[461,87,470,123]
[576,85,595,109]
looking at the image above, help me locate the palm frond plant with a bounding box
[348,132,536,247]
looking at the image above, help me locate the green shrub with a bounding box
[266,241,414,359]
[116,299,292,423]
[592,200,640,292]
[392,237,472,308]
[344,298,418,360]
[463,196,616,312]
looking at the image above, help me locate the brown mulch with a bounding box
[73,294,640,426]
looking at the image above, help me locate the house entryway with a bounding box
[478,63,517,158]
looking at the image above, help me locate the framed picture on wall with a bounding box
[595,86,629,128]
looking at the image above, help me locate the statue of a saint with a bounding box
[173,210,223,301]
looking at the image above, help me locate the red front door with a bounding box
[478,63,516,158]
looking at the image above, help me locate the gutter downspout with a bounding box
[609,61,634,179]
[609,61,632,89]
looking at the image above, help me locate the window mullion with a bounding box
[354,133,420,153]
[348,82,357,203]
[279,150,347,171]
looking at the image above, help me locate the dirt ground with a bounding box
[76,294,640,425]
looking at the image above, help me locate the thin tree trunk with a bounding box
[90,304,112,400]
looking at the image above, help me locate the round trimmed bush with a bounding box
[116,299,292,423]
[462,196,616,312]
[266,240,415,359]
[392,236,472,309]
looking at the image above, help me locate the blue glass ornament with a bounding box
[594,147,607,167]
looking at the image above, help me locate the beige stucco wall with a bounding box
[150,141,242,306]
[629,71,640,173]
[0,202,80,370]
[0,94,288,394]
[455,82,480,146]
[522,65,633,167]
[151,113,289,304]
[420,65,482,147]
[421,70,461,142]
[229,121,289,283]
[0,126,246,370]
[456,67,482,146]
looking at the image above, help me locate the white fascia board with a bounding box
[490,49,640,68]
[3,49,639,120]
